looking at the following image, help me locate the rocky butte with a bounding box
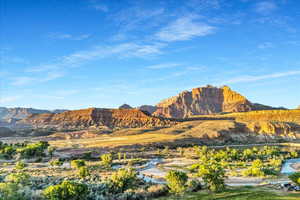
[153,85,276,118]
[20,108,173,130]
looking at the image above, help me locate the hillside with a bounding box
[0,107,67,121]
[20,108,174,130]
[153,85,277,118]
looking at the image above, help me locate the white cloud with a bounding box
[11,72,64,86]
[255,1,277,15]
[48,33,91,40]
[155,15,215,42]
[0,96,20,104]
[92,4,108,12]
[222,70,300,84]
[27,43,165,73]
[146,63,182,69]
[11,77,35,86]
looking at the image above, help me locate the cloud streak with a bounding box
[255,1,277,15]
[48,33,91,40]
[27,42,165,73]
[156,15,215,42]
[222,70,300,84]
[146,63,182,69]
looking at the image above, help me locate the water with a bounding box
[281,158,300,174]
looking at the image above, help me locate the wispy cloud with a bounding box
[255,1,277,15]
[11,77,35,86]
[186,0,220,10]
[92,4,108,12]
[27,43,165,73]
[48,33,91,40]
[0,96,20,104]
[110,7,165,41]
[222,70,300,84]
[146,63,182,69]
[155,15,215,42]
[11,71,64,86]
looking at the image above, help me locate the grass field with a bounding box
[158,186,300,200]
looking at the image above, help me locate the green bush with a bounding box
[15,161,27,170]
[288,172,300,186]
[165,170,188,194]
[43,180,88,200]
[242,159,265,177]
[186,179,202,192]
[5,172,30,185]
[100,153,113,168]
[197,160,226,192]
[0,182,26,200]
[78,166,90,178]
[16,141,49,159]
[109,168,138,193]
[71,160,85,169]
[50,159,64,167]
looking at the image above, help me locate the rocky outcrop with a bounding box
[138,105,157,114]
[0,107,67,121]
[20,108,173,130]
[153,85,277,118]
[119,104,133,109]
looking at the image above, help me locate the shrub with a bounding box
[15,161,27,170]
[43,180,88,200]
[165,170,188,194]
[242,159,265,177]
[48,146,56,157]
[288,172,300,186]
[78,166,90,178]
[186,179,202,192]
[147,184,168,198]
[17,141,49,159]
[71,160,85,169]
[5,172,30,185]
[100,153,113,168]
[197,160,226,192]
[109,168,138,193]
[0,182,26,200]
[50,159,64,167]
[118,152,122,161]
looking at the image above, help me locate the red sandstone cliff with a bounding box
[153,85,274,118]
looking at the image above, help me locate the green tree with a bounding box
[15,161,27,170]
[5,172,30,185]
[288,172,300,186]
[109,168,138,193]
[197,160,226,192]
[78,166,90,178]
[118,152,122,161]
[165,170,188,194]
[48,146,56,158]
[100,153,113,168]
[71,160,85,169]
[43,180,88,200]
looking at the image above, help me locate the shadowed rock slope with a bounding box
[153,85,278,118]
[20,108,174,130]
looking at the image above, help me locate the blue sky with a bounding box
[1,0,300,109]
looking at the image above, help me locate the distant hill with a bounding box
[152,85,283,118]
[0,107,67,121]
[20,108,174,130]
[138,105,157,114]
[119,104,133,109]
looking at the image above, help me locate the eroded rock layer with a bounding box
[153,85,274,118]
[20,108,173,130]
